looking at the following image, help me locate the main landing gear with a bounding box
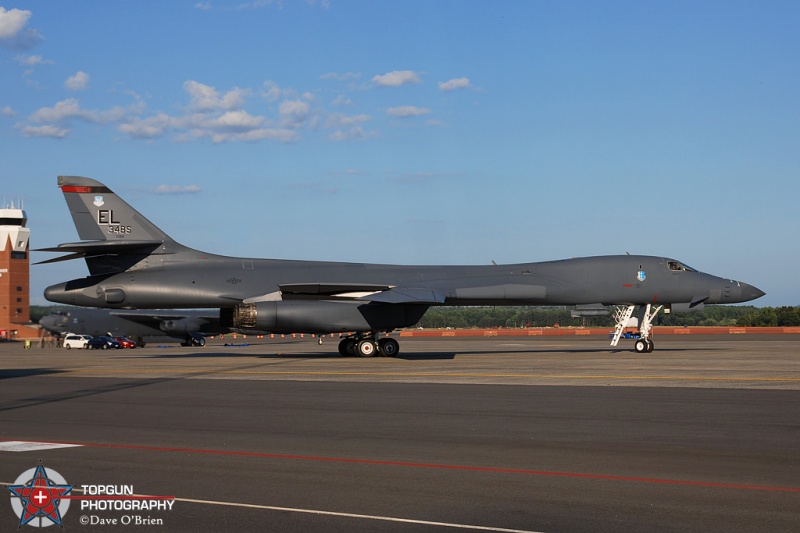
[610,304,663,353]
[338,333,400,357]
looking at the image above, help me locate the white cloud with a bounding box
[65,71,90,91]
[233,0,278,11]
[14,54,50,67]
[117,108,300,144]
[18,124,69,139]
[372,70,422,87]
[325,113,371,128]
[261,80,282,102]
[1,106,15,117]
[439,77,471,92]
[320,72,360,81]
[207,110,264,131]
[279,99,311,127]
[118,113,177,139]
[331,94,353,107]
[387,106,431,118]
[152,184,202,194]
[194,2,213,10]
[29,99,91,122]
[184,80,249,111]
[0,7,43,50]
[329,128,367,142]
[0,7,30,39]
[29,98,143,124]
[209,128,300,143]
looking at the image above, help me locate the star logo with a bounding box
[8,463,73,528]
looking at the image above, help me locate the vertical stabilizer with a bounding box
[58,176,173,243]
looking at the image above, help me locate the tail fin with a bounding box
[37,176,187,275]
[57,175,172,243]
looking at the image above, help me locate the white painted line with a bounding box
[0,441,83,452]
[177,496,544,533]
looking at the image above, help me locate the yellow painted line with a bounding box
[58,368,800,382]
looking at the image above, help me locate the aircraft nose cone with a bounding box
[39,316,57,330]
[742,283,765,301]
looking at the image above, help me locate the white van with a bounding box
[63,334,92,349]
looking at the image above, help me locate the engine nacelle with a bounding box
[160,317,205,333]
[226,300,428,334]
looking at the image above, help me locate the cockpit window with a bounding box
[667,261,697,272]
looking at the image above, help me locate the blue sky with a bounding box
[1,1,798,307]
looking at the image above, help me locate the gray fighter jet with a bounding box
[40,176,764,356]
[39,307,223,347]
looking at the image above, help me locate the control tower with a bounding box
[0,205,38,339]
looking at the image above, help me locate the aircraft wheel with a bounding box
[102,344,108,349]
[356,340,376,357]
[338,339,356,357]
[646,339,654,353]
[634,339,647,353]
[378,338,400,357]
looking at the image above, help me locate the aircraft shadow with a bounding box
[0,368,66,380]
[0,377,173,412]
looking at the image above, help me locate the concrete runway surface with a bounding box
[1,335,798,532]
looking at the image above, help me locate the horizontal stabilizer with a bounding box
[37,240,163,254]
[34,240,163,265]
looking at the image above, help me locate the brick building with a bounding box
[0,206,39,339]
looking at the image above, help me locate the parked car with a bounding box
[63,334,92,349]
[114,336,137,349]
[87,335,122,350]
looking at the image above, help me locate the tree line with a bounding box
[30,304,800,330]
[417,305,800,328]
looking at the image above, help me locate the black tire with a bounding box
[634,339,647,353]
[338,339,355,357]
[378,338,400,357]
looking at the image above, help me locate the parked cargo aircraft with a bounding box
[40,176,764,355]
[39,307,223,347]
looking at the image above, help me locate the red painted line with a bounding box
[60,185,94,193]
[29,440,800,494]
[61,185,111,194]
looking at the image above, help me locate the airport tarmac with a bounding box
[1,335,798,532]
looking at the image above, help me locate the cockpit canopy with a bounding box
[667,260,697,273]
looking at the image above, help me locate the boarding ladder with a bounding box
[610,305,635,347]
